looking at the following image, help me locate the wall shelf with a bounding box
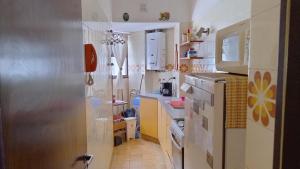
[180,56,204,60]
[110,100,128,107]
[113,100,128,106]
[180,40,204,47]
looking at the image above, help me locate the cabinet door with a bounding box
[161,107,167,151]
[140,98,158,139]
[158,101,162,143]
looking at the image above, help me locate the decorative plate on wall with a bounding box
[123,13,129,22]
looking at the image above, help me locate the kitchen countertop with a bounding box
[138,93,185,119]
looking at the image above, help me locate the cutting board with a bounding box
[170,100,185,109]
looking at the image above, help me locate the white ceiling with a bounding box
[111,22,179,33]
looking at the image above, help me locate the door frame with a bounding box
[273,0,300,168]
[0,109,4,169]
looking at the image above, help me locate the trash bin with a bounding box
[132,96,141,108]
[124,117,137,141]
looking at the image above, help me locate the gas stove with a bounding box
[170,118,185,148]
[170,118,185,169]
[176,119,184,131]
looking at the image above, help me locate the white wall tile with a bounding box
[245,120,274,169]
[249,5,281,71]
[83,22,114,169]
[251,0,280,16]
[247,69,277,131]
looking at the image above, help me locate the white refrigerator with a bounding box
[182,73,246,169]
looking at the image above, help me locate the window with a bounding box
[222,34,240,62]
[111,56,128,78]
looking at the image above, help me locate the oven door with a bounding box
[170,130,183,169]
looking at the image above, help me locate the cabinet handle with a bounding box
[202,116,208,131]
[169,130,182,150]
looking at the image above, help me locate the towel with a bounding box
[225,76,248,128]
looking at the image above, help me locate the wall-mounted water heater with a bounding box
[146,31,166,71]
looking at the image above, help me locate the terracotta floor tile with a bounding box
[130,154,142,161]
[117,154,130,162]
[111,160,130,169]
[110,139,172,169]
[129,160,142,169]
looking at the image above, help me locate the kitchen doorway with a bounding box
[273,0,300,168]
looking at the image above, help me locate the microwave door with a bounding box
[215,19,250,75]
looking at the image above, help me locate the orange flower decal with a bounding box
[180,64,189,73]
[248,71,276,127]
[165,64,174,71]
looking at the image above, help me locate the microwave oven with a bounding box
[215,19,250,75]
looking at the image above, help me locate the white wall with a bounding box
[128,29,179,96]
[128,31,146,95]
[186,0,251,75]
[192,0,250,30]
[83,22,114,169]
[111,0,192,23]
[82,0,112,22]
[82,1,114,168]
[245,0,281,169]
[166,28,175,65]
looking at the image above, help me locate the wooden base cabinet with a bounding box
[158,101,163,143]
[158,102,173,162]
[140,98,158,141]
[166,112,173,160]
[140,97,173,164]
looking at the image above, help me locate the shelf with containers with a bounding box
[179,40,204,60]
[180,40,203,47]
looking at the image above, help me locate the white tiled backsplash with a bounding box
[245,1,281,169]
[249,5,280,71]
[192,38,216,72]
